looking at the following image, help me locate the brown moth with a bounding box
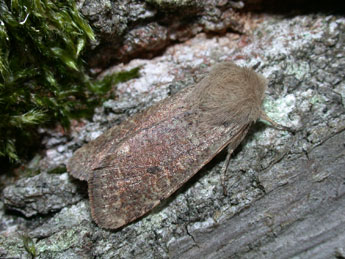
[67,62,274,229]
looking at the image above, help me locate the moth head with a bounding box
[194,62,267,126]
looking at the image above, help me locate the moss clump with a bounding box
[0,0,139,163]
[22,234,37,258]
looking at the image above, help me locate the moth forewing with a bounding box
[67,62,269,229]
[88,116,247,229]
[67,86,193,181]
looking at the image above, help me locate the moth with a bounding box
[67,62,280,229]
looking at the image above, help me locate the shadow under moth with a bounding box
[67,62,282,230]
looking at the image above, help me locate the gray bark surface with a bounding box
[77,0,245,69]
[1,7,345,259]
[170,130,345,259]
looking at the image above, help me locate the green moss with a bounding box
[0,0,140,164]
[47,165,66,174]
[22,234,37,258]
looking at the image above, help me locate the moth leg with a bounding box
[220,125,251,196]
[220,151,232,196]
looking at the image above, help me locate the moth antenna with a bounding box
[260,112,295,133]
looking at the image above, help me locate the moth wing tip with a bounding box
[88,171,164,230]
[66,148,91,181]
[88,173,128,230]
[90,208,126,230]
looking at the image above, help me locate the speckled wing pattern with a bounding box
[74,86,250,229]
[67,87,192,182]
[67,122,137,181]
